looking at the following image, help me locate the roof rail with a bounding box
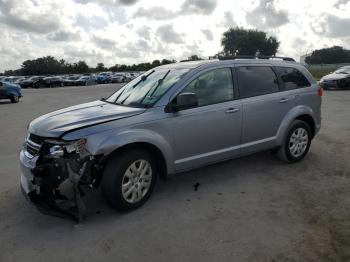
[218,55,295,62]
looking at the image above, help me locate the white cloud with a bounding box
[1,0,350,72]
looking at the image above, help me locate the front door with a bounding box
[170,67,242,172]
[0,83,8,99]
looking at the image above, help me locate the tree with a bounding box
[151,60,161,67]
[96,63,106,72]
[20,56,65,75]
[74,61,90,74]
[221,27,280,56]
[187,55,202,61]
[2,56,178,75]
[161,59,176,65]
[305,46,350,64]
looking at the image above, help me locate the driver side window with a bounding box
[180,68,234,107]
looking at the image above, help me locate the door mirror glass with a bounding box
[171,92,198,111]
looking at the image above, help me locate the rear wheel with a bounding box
[101,150,157,211]
[276,120,311,163]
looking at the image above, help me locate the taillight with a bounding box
[318,85,323,96]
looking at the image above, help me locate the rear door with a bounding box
[236,65,294,155]
[170,67,242,172]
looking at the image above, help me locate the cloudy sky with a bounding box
[1,0,350,72]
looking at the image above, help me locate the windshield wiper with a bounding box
[139,70,170,106]
[113,70,156,105]
[132,70,155,89]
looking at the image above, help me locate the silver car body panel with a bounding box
[22,59,321,176]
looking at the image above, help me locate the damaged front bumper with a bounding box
[19,140,101,222]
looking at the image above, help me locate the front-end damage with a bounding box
[20,134,104,222]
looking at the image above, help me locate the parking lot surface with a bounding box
[0,84,349,262]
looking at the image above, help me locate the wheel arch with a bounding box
[276,106,317,145]
[105,142,168,180]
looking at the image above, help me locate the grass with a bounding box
[308,68,335,81]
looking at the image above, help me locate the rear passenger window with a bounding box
[275,67,311,90]
[236,66,279,98]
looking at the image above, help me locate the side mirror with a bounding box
[166,92,198,112]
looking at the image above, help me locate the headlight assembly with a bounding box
[47,138,87,158]
[49,145,64,158]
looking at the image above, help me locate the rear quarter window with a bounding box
[275,67,311,90]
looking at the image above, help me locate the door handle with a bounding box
[279,98,289,103]
[225,108,240,114]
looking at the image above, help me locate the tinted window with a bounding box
[275,67,310,90]
[237,66,279,98]
[180,68,234,107]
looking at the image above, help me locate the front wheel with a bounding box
[276,120,311,163]
[10,95,19,103]
[101,150,157,211]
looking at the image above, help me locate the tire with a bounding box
[10,95,19,103]
[101,149,157,211]
[276,120,312,163]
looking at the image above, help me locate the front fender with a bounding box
[4,83,22,97]
[276,105,316,145]
[88,128,175,174]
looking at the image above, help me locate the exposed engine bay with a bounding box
[23,134,104,222]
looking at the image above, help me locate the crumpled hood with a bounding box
[321,73,349,81]
[28,100,146,138]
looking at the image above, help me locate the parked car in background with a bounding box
[96,73,112,84]
[0,81,22,103]
[320,66,350,90]
[14,77,27,85]
[43,76,64,88]
[111,73,126,83]
[124,73,132,82]
[74,75,96,86]
[20,57,322,221]
[20,76,46,88]
[2,76,21,83]
[130,72,139,80]
[63,75,80,86]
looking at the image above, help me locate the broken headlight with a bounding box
[46,138,87,158]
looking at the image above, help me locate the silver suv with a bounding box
[20,57,322,221]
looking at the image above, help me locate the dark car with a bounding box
[320,66,350,90]
[20,76,46,88]
[0,81,22,103]
[43,76,64,88]
[74,76,96,86]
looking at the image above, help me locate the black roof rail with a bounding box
[218,55,295,62]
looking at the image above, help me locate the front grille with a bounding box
[29,134,45,145]
[25,134,43,157]
[26,143,39,156]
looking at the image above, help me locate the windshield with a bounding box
[335,67,350,74]
[106,68,189,108]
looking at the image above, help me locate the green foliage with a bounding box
[108,59,176,72]
[221,27,280,56]
[305,46,350,64]
[3,57,177,75]
[188,55,202,61]
[96,62,106,72]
